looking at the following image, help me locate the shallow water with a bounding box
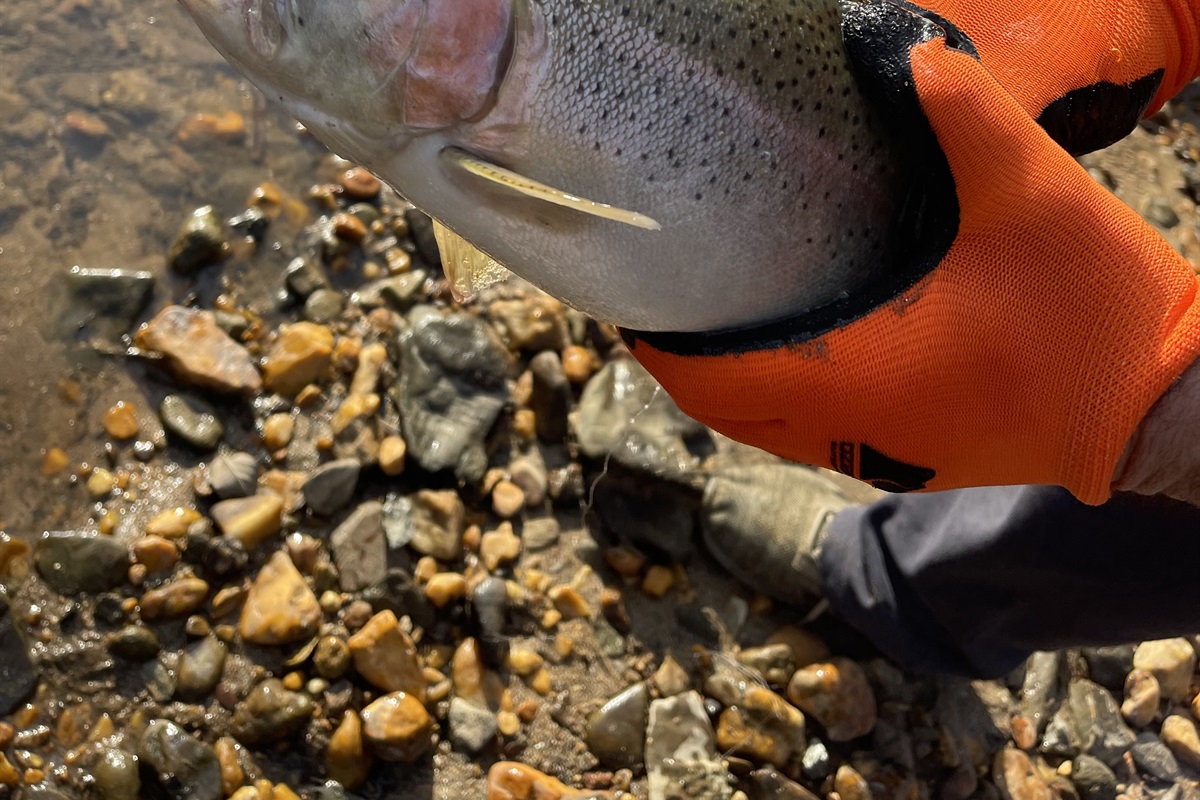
[0,0,320,533]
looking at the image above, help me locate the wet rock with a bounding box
[708,663,806,767]
[787,658,877,742]
[390,310,510,482]
[993,749,1052,800]
[1080,646,1134,692]
[358,270,428,311]
[1161,714,1200,770]
[262,322,334,396]
[509,454,548,507]
[587,682,649,768]
[360,691,433,762]
[1049,678,1136,766]
[1071,755,1116,800]
[1120,669,1160,727]
[0,599,36,715]
[472,576,509,660]
[304,288,344,323]
[326,710,371,790]
[140,577,210,620]
[745,768,819,800]
[330,500,386,591]
[346,609,426,701]
[285,256,328,298]
[208,451,258,499]
[35,531,128,594]
[228,205,269,240]
[1144,196,1180,228]
[136,306,261,395]
[522,516,560,551]
[66,266,154,332]
[302,458,361,516]
[449,696,499,754]
[489,295,568,352]
[108,624,160,662]
[801,738,832,782]
[407,489,465,561]
[1130,732,1181,781]
[737,644,796,687]
[574,358,710,479]
[486,761,611,800]
[230,678,316,744]
[645,691,733,800]
[211,493,283,550]
[92,747,141,800]
[175,636,228,701]
[340,167,381,199]
[239,550,321,645]
[1019,651,1066,735]
[313,634,351,680]
[1132,638,1196,702]
[168,206,226,274]
[834,765,872,800]
[529,351,571,442]
[159,394,223,450]
[138,718,222,800]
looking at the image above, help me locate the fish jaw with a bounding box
[176,0,525,160]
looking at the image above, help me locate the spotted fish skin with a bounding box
[179,0,904,332]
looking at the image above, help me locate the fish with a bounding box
[178,0,904,332]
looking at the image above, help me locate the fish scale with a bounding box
[180,0,906,333]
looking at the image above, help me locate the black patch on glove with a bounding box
[1036,70,1165,156]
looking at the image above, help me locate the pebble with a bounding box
[211,493,283,550]
[529,351,571,443]
[213,738,243,797]
[737,644,795,687]
[239,550,321,645]
[262,413,294,451]
[645,692,731,800]
[209,451,259,498]
[133,535,183,575]
[1130,731,1181,781]
[992,748,1052,800]
[1070,755,1116,800]
[1161,714,1200,770]
[285,256,328,298]
[379,435,406,475]
[136,306,261,394]
[107,624,160,661]
[0,601,37,715]
[140,577,210,620]
[486,761,613,800]
[168,206,227,274]
[1059,678,1136,766]
[835,765,873,800]
[330,500,386,591]
[34,531,128,594]
[561,344,596,384]
[408,489,465,560]
[801,738,831,782]
[786,658,877,741]
[325,710,371,790]
[313,634,351,680]
[714,685,807,768]
[87,467,117,498]
[346,609,426,701]
[302,458,361,516]
[41,447,70,477]
[392,310,510,481]
[472,576,509,644]
[586,682,648,768]
[92,747,141,800]
[176,636,228,701]
[488,295,567,352]
[1120,669,1160,727]
[262,322,334,396]
[230,678,316,745]
[522,517,560,552]
[1132,638,1196,701]
[449,696,499,754]
[65,267,154,332]
[548,585,590,619]
[360,691,433,762]
[491,480,526,519]
[508,455,548,507]
[652,655,690,698]
[102,401,139,439]
[304,289,344,324]
[138,719,222,800]
[425,572,467,607]
[480,523,521,571]
[1081,646,1134,691]
[175,110,245,146]
[338,167,380,200]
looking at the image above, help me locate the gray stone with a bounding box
[1020,651,1066,734]
[230,678,316,745]
[357,270,428,311]
[1070,755,1116,800]
[587,682,649,769]
[1145,196,1180,228]
[471,576,509,643]
[65,266,154,332]
[330,500,386,591]
[302,458,361,516]
[304,288,344,323]
[208,451,258,499]
[1130,732,1181,781]
[285,256,328,298]
[1051,678,1137,766]
[175,636,228,702]
[574,358,711,479]
[390,310,510,482]
[801,738,832,781]
[646,691,732,800]
[448,696,498,754]
[508,453,548,506]
[108,624,160,662]
[35,531,128,594]
[160,393,224,450]
[1080,645,1135,692]
[521,516,560,551]
[168,206,226,275]
[92,747,141,800]
[0,598,37,715]
[138,718,222,800]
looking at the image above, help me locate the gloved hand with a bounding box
[623,0,1200,504]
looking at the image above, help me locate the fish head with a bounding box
[178,0,526,165]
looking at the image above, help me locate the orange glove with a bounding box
[624,0,1200,504]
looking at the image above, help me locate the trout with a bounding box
[179,0,903,332]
